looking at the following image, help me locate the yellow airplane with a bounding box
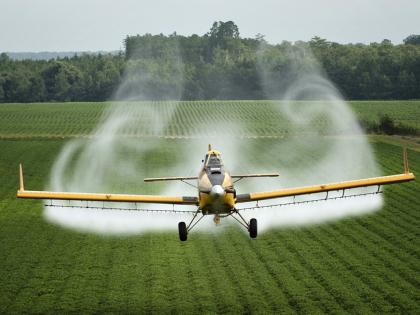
[17,145,415,241]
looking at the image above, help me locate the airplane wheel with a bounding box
[178,222,188,241]
[249,218,257,238]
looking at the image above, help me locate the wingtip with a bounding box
[403,147,409,174]
[19,163,24,191]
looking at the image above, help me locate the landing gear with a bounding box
[230,209,258,239]
[249,218,257,238]
[213,214,221,225]
[178,222,188,241]
[178,209,204,241]
[179,209,258,240]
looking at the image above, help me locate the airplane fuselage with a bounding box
[197,149,236,215]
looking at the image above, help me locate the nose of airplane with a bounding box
[210,185,225,199]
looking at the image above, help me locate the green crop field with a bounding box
[351,100,420,130]
[1,100,419,139]
[0,101,419,314]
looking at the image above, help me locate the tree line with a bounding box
[1,22,419,102]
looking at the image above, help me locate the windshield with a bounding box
[207,155,222,167]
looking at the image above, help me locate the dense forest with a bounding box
[1,21,420,102]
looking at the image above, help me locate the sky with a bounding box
[1,0,419,52]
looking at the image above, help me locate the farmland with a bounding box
[0,100,419,313]
[0,100,419,139]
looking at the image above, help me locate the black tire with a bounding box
[249,218,257,238]
[178,222,188,241]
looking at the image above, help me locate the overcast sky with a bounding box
[1,0,419,52]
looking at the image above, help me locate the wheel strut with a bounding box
[178,208,203,241]
[231,209,258,239]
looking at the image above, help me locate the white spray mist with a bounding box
[44,42,202,235]
[45,41,383,235]
[234,42,383,232]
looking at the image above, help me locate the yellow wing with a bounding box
[236,149,415,203]
[16,165,198,205]
[236,173,414,203]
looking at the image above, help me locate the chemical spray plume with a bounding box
[45,41,383,235]
[241,42,383,232]
[45,41,201,234]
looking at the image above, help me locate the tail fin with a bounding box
[19,164,24,191]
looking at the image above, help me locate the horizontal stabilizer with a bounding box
[231,173,279,179]
[144,176,198,182]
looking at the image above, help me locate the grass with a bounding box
[0,101,419,313]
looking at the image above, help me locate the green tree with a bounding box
[403,34,420,45]
[0,76,5,101]
[42,61,83,101]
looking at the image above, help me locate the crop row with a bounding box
[0,137,419,313]
[1,101,419,138]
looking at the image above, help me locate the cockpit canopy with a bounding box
[204,151,224,174]
[208,155,222,167]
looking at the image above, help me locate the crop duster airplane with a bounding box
[17,145,414,241]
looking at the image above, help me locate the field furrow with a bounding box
[0,101,419,313]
